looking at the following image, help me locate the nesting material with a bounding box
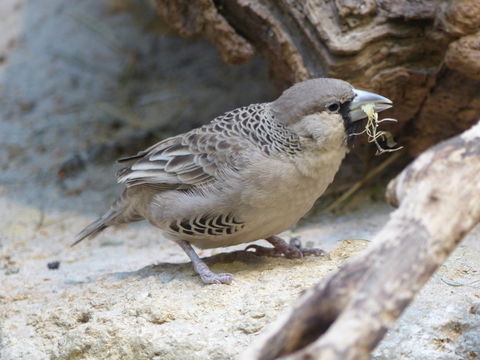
[354,103,403,155]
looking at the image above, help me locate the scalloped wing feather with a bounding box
[116,130,244,190]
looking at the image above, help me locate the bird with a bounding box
[74,78,392,284]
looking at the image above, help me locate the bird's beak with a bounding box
[349,89,393,122]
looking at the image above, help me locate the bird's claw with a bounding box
[245,237,327,259]
[199,272,234,285]
[289,237,328,257]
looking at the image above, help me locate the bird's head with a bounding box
[270,78,392,148]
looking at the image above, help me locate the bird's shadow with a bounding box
[107,250,302,284]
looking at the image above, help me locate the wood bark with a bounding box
[240,119,480,359]
[154,0,480,156]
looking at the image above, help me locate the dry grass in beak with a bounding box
[352,103,403,155]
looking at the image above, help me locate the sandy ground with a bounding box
[0,1,479,359]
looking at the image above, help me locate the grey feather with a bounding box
[72,208,119,246]
[73,191,141,245]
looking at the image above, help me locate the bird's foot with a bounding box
[198,270,235,285]
[193,259,234,284]
[246,236,327,259]
[192,259,235,284]
[287,236,327,258]
[175,239,234,285]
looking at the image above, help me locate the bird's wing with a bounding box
[116,127,247,190]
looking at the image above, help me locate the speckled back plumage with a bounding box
[116,103,302,191]
[209,104,302,156]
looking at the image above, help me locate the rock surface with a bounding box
[0,1,479,359]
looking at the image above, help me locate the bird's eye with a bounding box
[326,102,340,113]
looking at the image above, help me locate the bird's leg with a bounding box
[246,235,326,259]
[175,239,234,285]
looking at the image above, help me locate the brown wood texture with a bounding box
[154,0,480,156]
[240,119,480,359]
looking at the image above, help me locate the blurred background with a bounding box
[0,0,276,215]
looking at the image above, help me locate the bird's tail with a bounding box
[72,208,122,246]
[73,192,138,246]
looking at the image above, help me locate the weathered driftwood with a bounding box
[241,119,480,360]
[154,0,480,156]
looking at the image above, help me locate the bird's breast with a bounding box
[238,147,346,231]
